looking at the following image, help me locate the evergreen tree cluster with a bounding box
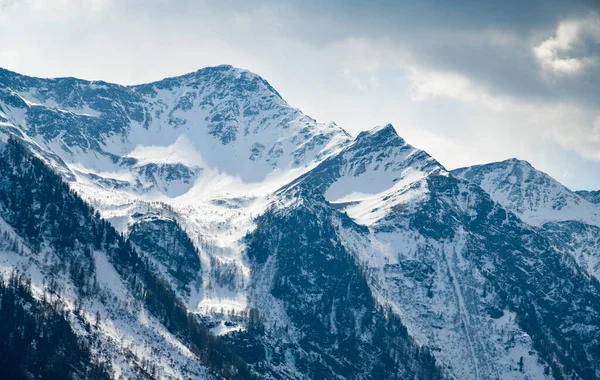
[0,270,112,379]
[128,217,201,296]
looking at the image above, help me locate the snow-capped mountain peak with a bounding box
[0,65,352,193]
[576,189,600,204]
[289,123,444,226]
[356,122,401,138]
[135,64,284,101]
[452,157,600,227]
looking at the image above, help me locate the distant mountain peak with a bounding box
[134,64,284,101]
[502,157,533,166]
[453,159,600,227]
[352,124,411,153]
[575,189,600,204]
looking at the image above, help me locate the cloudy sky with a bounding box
[1,0,599,189]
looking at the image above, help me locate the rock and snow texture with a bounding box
[452,158,600,227]
[309,124,441,223]
[1,65,600,379]
[453,159,600,281]
[288,130,551,379]
[0,65,350,317]
[0,65,349,188]
[576,189,600,204]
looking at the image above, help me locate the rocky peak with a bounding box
[576,189,600,204]
[453,158,600,226]
[133,65,283,101]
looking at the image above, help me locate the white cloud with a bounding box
[1,0,112,12]
[407,67,513,112]
[593,117,600,140]
[534,16,600,76]
[405,65,600,167]
[398,127,476,169]
[342,68,380,91]
[316,38,600,175]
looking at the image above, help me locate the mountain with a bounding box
[576,190,600,204]
[452,158,600,227]
[1,65,600,379]
[291,130,600,379]
[453,159,600,281]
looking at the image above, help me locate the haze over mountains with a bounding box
[1,65,600,379]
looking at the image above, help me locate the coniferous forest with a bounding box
[0,271,111,379]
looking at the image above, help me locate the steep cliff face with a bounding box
[128,212,202,298]
[230,191,443,379]
[453,160,600,281]
[1,66,600,379]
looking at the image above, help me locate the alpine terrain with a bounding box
[1,65,599,379]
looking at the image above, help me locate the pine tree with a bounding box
[518,356,524,372]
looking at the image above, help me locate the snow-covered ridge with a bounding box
[452,158,600,227]
[0,65,351,187]
[292,123,444,226]
[453,158,600,284]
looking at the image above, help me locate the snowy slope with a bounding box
[452,158,600,227]
[323,124,441,224]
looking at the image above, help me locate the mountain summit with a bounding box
[453,158,600,226]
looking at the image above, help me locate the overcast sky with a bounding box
[1,0,600,189]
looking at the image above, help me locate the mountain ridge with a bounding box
[576,189,600,204]
[1,65,600,379]
[452,158,600,227]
